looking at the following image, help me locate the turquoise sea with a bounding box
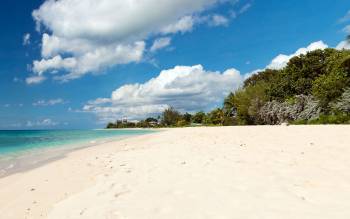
[0,129,154,177]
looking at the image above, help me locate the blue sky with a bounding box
[1,0,350,130]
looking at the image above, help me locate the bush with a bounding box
[176,119,189,127]
[331,87,350,113]
[233,83,269,125]
[308,113,350,124]
[312,70,349,108]
[259,95,320,124]
[207,108,224,125]
[192,111,206,124]
[182,113,192,125]
[106,122,117,129]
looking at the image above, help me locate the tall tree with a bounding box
[161,107,181,126]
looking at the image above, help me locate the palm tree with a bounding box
[223,92,237,117]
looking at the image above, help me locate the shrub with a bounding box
[259,95,321,124]
[331,87,350,113]
[192,111,206,124]
[233,83,269,125]
[308,113,350,124]
[312,70,349,108]
[207,108,224,125]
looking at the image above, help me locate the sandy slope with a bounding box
[0,126,350,219]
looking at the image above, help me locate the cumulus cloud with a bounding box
[83,65,243,122]
[150,37,172,52]
[244,41,329,79]
[33,0,221,39]
[33,55,77,75]
[33,41,146,82]
[28,0,238,83]
[336,40,350,50]
[32,98,66,106]
[23,33,31,46]
[267,41,328,70]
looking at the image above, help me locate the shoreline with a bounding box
[0,130,157,178]
[1,126,350,218]
[0,130,163,218]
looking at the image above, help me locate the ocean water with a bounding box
[0,129,154,177]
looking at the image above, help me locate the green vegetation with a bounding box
[107,48,350,128]
[229,48,350,125]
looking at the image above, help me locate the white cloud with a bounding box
[33,98,66,106]
[28,0,236,83]
[208,15,229,27]
[343,25,350,34]
[340,10,350,23]
[150,37,172,52]
[267,41,328,70]
[336,40,350,50]
[239,3,252,14]
[26,119,59,127]
[32,41,145,82]
[227,2,251,19]
[244,41,329,79]
[33,0,221,40]
[25,76,46,85]
[161,13,230,33]
[23,33,31,46]
[33,55,77,75]
[83,65,243,122]
[161,16,196,34]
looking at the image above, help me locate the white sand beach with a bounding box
[1,126,350,219]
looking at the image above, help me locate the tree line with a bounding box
[106,108,228,128]
[107,47,350,128]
